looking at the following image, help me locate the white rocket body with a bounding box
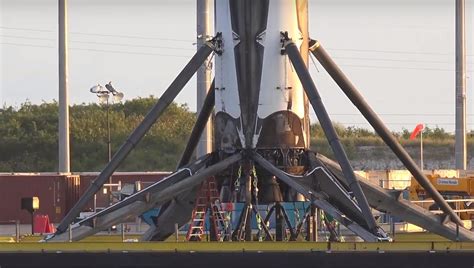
[214,0,310,153]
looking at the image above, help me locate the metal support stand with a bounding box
[314,207,319,241]
[68,224,72,242]
[252,151,382,242]
[308,204,317,241]
[302,204,319,242]
[232,163,254,241]
[275,203,284,241]
[30,213,34,235]
[390,215,395,239]
[231,160,278,242]
[456,223,460,242]
[175,223,179,242]
[233,204,252,241]
[281,206,296,240]
[293,206,309,241]
[322,211,340,242]
[15,220,20,242]
[253,206,272,241]
[244,172,252,241]
[121,223,125,242]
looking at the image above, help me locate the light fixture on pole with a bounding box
[90,82,124,209]
[90,82,124,162]
[410,123,425,171]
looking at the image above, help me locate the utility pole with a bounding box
[196,0,213,157]
[455,0,467,170]
[420,129,424,171]
[58,0,70,173]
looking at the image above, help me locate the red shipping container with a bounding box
[0,172,168,223]
[0,174,80,223]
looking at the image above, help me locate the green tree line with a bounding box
[0,99,461,172]
[309,123,458,159]
[0,98,195,172]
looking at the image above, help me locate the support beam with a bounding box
[309,39,464,226]
[283,36,377,232]
[70,155,210,228]
[58,0,70,173]
[455,0,467,170]
[306,153,367,225]
[252,206,272,241]
[47,153,241,242]
[316,152,474,241]
[177,80,215,168]
[145,153,241,241]
[142,189,198,241]
[232,162,254,241]
[56,41,216,234]
[233,204,253,241]
[302,204,318,241]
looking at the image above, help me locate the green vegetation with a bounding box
[309,123,460,161]
[0,98,195,172]
[0,100,470,172]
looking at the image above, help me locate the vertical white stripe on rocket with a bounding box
[214,0,241,119]
[257,0,305,120]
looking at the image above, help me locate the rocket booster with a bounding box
[214,0,310,152]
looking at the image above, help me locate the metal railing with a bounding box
[0,220,21,242]
[411,198,474,216]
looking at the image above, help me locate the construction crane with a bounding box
[409,175,474,221]
[46,0,473,242]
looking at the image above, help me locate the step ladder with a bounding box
[186,177,229,241]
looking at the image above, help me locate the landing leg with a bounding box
[308,39,462,226]
[282,33,377,232]
[56,39,218,234]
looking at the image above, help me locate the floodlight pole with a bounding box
[58,0,70,173]
[90,85,124,204]
[196,0,213,157]
[455,0,467,170]
[106,95,112,195]
[420,130,424,171]
[107,97,112,162]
